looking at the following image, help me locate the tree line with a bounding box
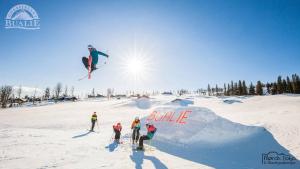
[206,73,300,96]
[0,83,76,108]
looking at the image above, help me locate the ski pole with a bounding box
[130,129,133,144]
[96,121,99,131]
[110,131,114,141]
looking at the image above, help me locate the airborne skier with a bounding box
[82,45,109,79]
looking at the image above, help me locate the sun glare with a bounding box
[119,42,154,86]
[126,57,145,75]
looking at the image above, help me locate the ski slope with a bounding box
[0,95,299,169]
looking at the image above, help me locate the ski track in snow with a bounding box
[0,95,299,169]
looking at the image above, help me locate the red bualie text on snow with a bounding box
[146,110,191,124]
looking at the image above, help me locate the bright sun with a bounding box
[120,43,154,85]
[126,57,145,76]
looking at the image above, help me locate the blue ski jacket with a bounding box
[90,48,109,65]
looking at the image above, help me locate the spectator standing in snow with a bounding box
[113,122,122,143]
[131,117,141,144]
[90,112,97,132]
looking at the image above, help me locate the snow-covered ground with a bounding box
[0,95,299,169]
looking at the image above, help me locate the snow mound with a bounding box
[136,97,151,109]
[140,106,299,168]
[170,98,194,106]
[141,106,259,146]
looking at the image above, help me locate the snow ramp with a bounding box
[140,106,299,169]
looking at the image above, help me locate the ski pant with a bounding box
[82,57,96,72]
[114,129,121,140]
[139,135,150,147]
[132,128,140,142]
[91,120,96,131]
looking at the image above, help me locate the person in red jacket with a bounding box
[113,122,122,143]
[137,123,157,150]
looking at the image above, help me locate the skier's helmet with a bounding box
[117,122,121,125]
[88,44,94,49]
[135,116,139,120]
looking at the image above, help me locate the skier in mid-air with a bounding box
[136,123,157,150]
[131,117,141,144]
[82,45,109,73]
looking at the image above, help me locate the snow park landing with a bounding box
[1,1,300,169]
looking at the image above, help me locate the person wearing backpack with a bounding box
[136,123,156,150]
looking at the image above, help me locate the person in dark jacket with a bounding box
[90,112,97,132]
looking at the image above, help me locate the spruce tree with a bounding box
[256,81,263,95]
[207,84,211,96]
[292,74,297,93]
[266,83,271,94]
[242,80,248,95]
[224,83,227,96]
[231,81,234,95]
[249,82,255,95]
[282,79,287,93]
[227,84,230,96]
[234,82,238,95]
[287,76,293,93]
[238,80,242,95]
[293,74,300,94]
[271,83,277,95]
[277,76,283,94]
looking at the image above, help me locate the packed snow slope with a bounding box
[0,95,300,169]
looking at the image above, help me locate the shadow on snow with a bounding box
[105,141,119,152]
[151,123,299,169]
[72,131,92,139]
[130,149,168,169]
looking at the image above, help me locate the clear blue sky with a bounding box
[0,0,300,93]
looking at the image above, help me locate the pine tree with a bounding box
[266,83,271,94]
[287,76,293,93]
[293,74,300,94]
[271,83,277,95]
[224,83,227,96]
[231,81,234,95]
[238,80,242,95]
[242,80,248,95]
[234,82,238,95]
[249,82,255,95]
[256,81,263,95]
[292,74,297,93]
[227,84,230,96]
[207,84,211,96]
[282,79,287,93]
[277,76,283,94]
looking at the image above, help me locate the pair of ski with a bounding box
[78,56,93,81]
